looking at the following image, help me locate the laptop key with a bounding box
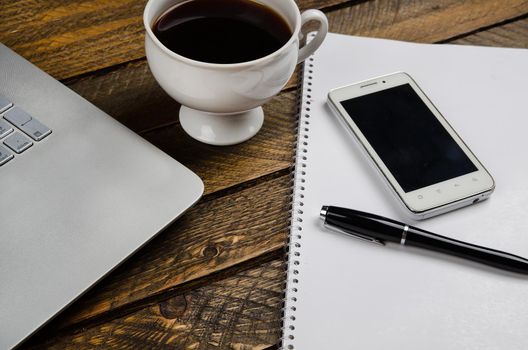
[0,119,13,139]
[0,95,13,113]
[4,132,32,153]
[4,107,51,141]
[19,119,51,141]
[0,145,14,166]
[4,106,32,126]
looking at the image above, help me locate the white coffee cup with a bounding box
[144,0,328,145]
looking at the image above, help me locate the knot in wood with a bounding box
[202,244,219,258]
[159,294,188,320]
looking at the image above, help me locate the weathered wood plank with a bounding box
[327,0,528,42]
[23,259,285,350]
[0,0,147,79]
[0,0,351,80]
[44,174,291,329]
[450,17,528,48]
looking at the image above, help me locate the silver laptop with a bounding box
[0,44,204,349]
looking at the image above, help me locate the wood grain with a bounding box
[0,0,147,79]
[326,0,528,42]
[23,259,285,350]
[0,0,351,80]
[451,16,528,48]
[43,174,291,330]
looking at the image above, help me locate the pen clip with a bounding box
[323,223,385,246]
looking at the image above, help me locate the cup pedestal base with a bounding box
[179,106,264,146]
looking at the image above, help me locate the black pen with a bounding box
[320,205,528,274]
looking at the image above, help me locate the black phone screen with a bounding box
[340,83,478,193]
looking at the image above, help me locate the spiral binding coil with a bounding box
[281,33,316,350]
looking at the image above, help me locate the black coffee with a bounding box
[153,0,292,64]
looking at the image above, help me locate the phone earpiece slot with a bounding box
[360,82,378,88]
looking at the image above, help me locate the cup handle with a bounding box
[297,9,329,64]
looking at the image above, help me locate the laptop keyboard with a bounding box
[0,94,51,166]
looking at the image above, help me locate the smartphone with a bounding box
[327,72,495,220]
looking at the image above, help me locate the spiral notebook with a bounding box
[282,33,528,349]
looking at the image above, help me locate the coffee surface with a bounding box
[153,0,292,64]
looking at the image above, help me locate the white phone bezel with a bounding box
[327,72,495,218]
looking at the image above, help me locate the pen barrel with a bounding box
[325,206,404,244]
[406,227,528,274]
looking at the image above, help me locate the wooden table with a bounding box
[1,1,527,348]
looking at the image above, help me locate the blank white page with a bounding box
[283,33,528,350]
